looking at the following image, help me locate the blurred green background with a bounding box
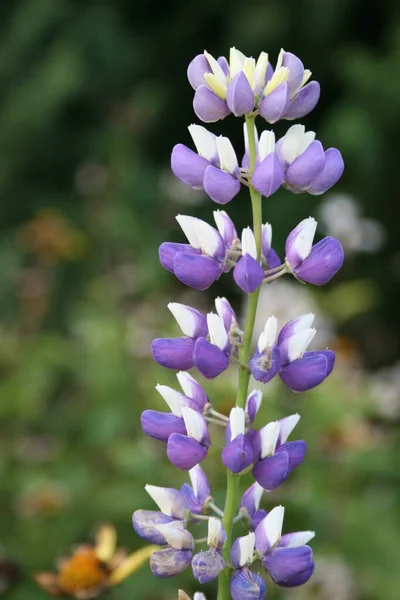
[0,0,400,598]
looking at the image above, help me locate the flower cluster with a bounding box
[134,45,345,600]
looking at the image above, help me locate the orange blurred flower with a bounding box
[35,525,157,598]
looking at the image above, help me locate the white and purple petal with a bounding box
[250,345,281,384]
[132,510,176,544]
[176,371,209,411]
[192,549,225,583]
[282,52,305,96]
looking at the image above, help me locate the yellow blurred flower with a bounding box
[35,525,157,598]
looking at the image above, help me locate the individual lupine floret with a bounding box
[191,518,226,583]
[285,217,344,286]
[234,228,264,293]
[259,50,320,123]
[194,311,231,378]
[230,567,266,600]
[150,520,194,578]
[180,465,212,515]
[250,130,284,198]
[250,316,281,384]
[276,125,344,194]
[141,372,208,442]
[240,482,267,530]
[133,485,187,545]
[255,506,315,587]
[171,125,241,204]
[278,313,335,392]
[251,415,306,490]
[222,407,254,473]
[167,407,210,470]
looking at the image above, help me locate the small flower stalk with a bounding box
[134,45,344,599]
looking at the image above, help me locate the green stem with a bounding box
[217,115,263,600]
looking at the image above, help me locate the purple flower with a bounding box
[222,407,254,474]
[133,484,187,544]
[167,407,210,470]
[181,465,212,515]
[278,313,335,391]
[250,316,281,384]
[234,228,264,294]
[285,217,344,285]
[171,125,241,204]
[150,520,194,579]
[240,482,267,531]
[276,125,344,194]
[192,518,226,583]
[252,414,305,490]
[141,372,208,443]
[255,506,315,587]
[259,49,320,123]
[230,568,267,600]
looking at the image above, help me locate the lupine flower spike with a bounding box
[134,43,344,600]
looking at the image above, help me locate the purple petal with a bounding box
[230,567,267,600]
[150,548,192,578]
[159,242,199,273]
[307,148,345,195]
[277,441,306,471]
[171,144,209,189]
[240,482,263,517]
[141,410,187,442]
[294,236,344,285]
[192,549,225,584]
[250,345,281,384]
[263,546,314,587]
[259,82,290,123]
[226,72,255,116]
[151,337,195,371]
[188,464,211,505]
[193,85,230,123]
[222,434,254,474]
[174,253,223,290]
[284,81,320,120]
[233,255,264,294]
[217,56,230,76]
[245,390,262,423]
[317,349,335,375]
[252,153,284,198]
[285,141,325,190]
[167,434,208,470]
[278,314,314,346]
[132,510,175,544]
[279,352,329,392]
[203,165,241,205]
[250,509,268,531]
[187,54,210,89]
[214,211,238,248]
[180,483,202,514]
[215,296,238,333]
[177,372,209,411]
[193,337,229,379]
[282,52,305,96]
[264,247,281,270]
[252,451,290,491]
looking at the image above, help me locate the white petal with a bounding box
[176,371,198,398]
[290,313,315,334]
[279,414,301,444]
[229,47,247,78]
[155,521,185,549]
[263,66,289,96]
[255,51,269,89]
[264,505,285,547]
[258,130,275,161]
[275,48,285,71]
[287,328,316,362]
[258,316,278,352]
[176,215,201,249]
[168,302,200,337]
[243,57,256,89]
[204,51,227,84]
[145,485,177,517]
[207,517,223,547]
[195,219,222,257]
[193,594,207,600]
[188,124,217,162]
[298,130,316,156]
[284,531,315,548]
[251,482,264,510]
[207,312,228,351]
[155,384,189,417]
[262,223,272,249]
[229,407,245,440]
[243,121,259,156]
[216,136,238,174]
[181,407,206,442]
[238,532,256,566]
[259,421,280,458]
[291,217,317,262]
[241,227,257,259]
[279,124,306,165]
[245,389,263,416]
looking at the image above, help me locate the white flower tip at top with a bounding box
[252,482,265,509]
[155,521,185,549]
[258,316,278,352]
[285,531,315,548]
[229,406,245,440]
[260,420,280,458]
[241,227,257,259]
[264,505,285,547]
[215,136,238,174]
[176,371,196,398]
[145,484,174,516]
[258,130,276,161]
[207,517,222,547]
[238,532,256,566]
[181,406,205,442]
[176,214,201,249]
[194,219,222,257]
[290,217,317,262]
[168,302,199,338]
[188,124,216,162]
[207,312,228,350]
[155,384,187,417]
[287,328,316,362]
[280,125,316,165]
[279,413,301,444]
[262,222,272,248]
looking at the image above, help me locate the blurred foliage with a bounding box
[0,1,399,599]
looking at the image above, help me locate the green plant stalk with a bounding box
[217,115,263,600]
